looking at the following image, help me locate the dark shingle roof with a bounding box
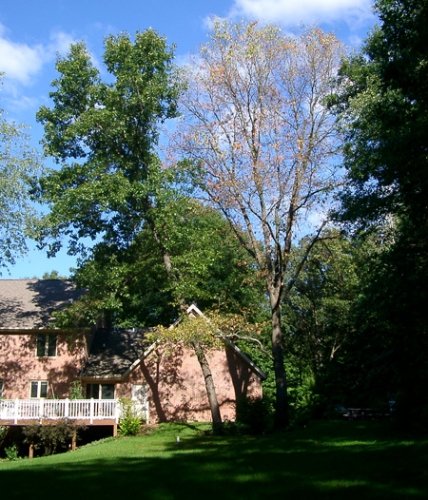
[0,279,84,330]
[80,328,153,379]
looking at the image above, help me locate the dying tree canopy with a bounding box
[174,20,344,426]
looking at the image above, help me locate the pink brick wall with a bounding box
[117,343,263,423]
[0,333,263,423]
[0,333,86,399]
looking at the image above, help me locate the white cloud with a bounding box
[49,31,76,57]
[229,0,375,28]
[0,24,75,86]
[0,36,45,85]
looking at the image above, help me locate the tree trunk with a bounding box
[152,219,223,426]
[192,340,222,424]
[271,305,289,428]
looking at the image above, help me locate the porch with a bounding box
[0,398,148,426]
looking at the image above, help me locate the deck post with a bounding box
[71,429,77,451]
[29,443,34,459]
[14,399,18,424]
[115,398,119,423]
[90,398,94,424]
[39,398,44,419]
[65,398,69,418]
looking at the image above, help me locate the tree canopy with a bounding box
[35,30,182,259]
[0,79,43,272]
[55,200,264,329]
[174,20,344,427]
[333,0,428,427]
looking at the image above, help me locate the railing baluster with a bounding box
[1,398,118,423]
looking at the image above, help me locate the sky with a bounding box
[0,0,377,279]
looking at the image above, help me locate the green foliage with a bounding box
[332,0,428,427]
[235,396,273,434]
[42,270,68,279]
[4,444,19,461]
[0,77,44,272]
[55,202,264,329]
[23,420,85,456]
[69,380,84,400]
[35,29,182,259]
[118,398,143,436]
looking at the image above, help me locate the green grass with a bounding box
[1,421,427,499]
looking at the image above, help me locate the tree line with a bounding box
[1,0,427,429]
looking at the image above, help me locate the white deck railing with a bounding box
[0,399,123,424]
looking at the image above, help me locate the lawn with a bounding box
[1,420,427,499]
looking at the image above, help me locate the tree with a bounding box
[53,200,265,426]
[333,0,428,228]
[35,30,262,426]
[174,20,343,426]
[332,0,428,427]
[35,30,181,262]
[0,79,43,272]
[55,201,264,329]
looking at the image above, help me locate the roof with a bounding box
[0,279,85,330]
[0,280,267,381]
[80,327,154,380]
[80,305,266,382]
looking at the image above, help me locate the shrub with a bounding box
[0,425,7,446]
[118,398,143,436]
[23,419,85,456]
[4,444,19,461]
[69,380,84,400]
[236,396,273,434]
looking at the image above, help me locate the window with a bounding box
[36,334,57,357]
[0,380,3,398]
[86,383,115,399]
[30,381,48,398]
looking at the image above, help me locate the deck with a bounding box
[0,398,147,426]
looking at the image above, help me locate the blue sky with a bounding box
[0,0,377,279]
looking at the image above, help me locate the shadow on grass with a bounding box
[1,421,427,500]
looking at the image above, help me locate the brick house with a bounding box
[0,280,265,428]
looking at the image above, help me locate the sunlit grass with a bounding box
[1,421,427,499]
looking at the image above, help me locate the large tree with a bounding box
[333,0,428,426]
[175,20,343,427]
[36,30,181,263]
[0,79,43,272]
[35,30,261,426]
[55,200,264,329]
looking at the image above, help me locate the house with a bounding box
[0,279,266,430]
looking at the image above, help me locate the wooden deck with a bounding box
[0,398,128,426]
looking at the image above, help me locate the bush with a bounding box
[23,419,85,456]
[4,444,19,461]
[236,397,273,434]
[69,380,84,400]
[118,398,143,436]
[0,425,7,446]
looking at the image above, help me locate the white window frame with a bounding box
[30,381,48,398]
